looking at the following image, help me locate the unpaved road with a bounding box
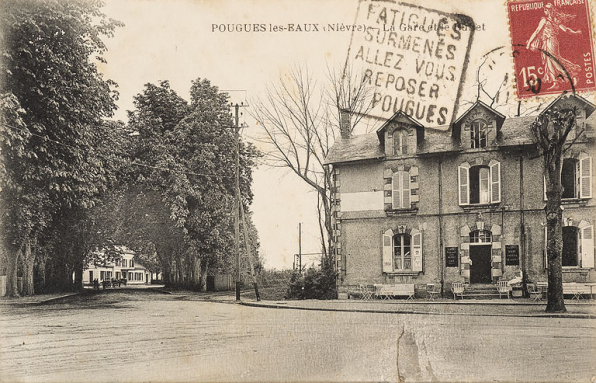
[1,290,595,382]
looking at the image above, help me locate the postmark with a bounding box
[346,0,476,126]
[507,0,596,99]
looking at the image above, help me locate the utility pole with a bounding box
[298,222,302,273]
[233,102,242,301]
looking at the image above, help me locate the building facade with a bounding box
[82,247,151,285]
[324,95,595,295]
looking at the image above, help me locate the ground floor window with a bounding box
[393,234,411,271]
[562,226,579,267]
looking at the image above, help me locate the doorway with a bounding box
[470,245,492,283]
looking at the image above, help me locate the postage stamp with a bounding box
[347,0,476,126]
[507,0,596,99]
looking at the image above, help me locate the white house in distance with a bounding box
[82,246,151,286]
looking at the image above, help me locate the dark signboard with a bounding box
[505,245,519,266]
[445,247,458,267]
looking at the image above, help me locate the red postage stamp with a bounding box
[507,0,596,99]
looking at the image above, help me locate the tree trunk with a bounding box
[545,156,566,313]
[199,260,208,292]
[192,256,201,289]
[5,243,22,297]
[21,238,35,296]
[35,253,47,293]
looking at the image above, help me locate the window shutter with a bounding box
[412,231,423,272]
[544,226,548,269]
[382,229,394,273]
[402,171,410,208]
[458,165,469,205]
[543,176,547,201]
[579,155,592,198]
[392,173,401,208]
[581,225,594,268]
[490,161,501,203]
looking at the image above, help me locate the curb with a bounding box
[238,301,596,319]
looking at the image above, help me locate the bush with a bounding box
[285,264,337,300]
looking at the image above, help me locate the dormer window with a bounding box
[393,129,408,156]
[470,119,487,148]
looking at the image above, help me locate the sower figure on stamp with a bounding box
[526,3,582,89]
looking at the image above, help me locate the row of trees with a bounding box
[0,0,260,296]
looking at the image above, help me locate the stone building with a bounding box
[324,95,595,295]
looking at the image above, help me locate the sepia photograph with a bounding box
[1,0,595,382]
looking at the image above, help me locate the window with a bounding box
[562,226,579,267]
[470,120,487,148]
[393,130,408,155]
[130,259,134,268]
[382,229,423,273]
[122,259,127,268]
[545,154,592,200]
[470,230,492,243]
[545,222,594,269]
[89,271,93,281]
[392,171,411,209]
[459,161,501,205]
[100,271,105,281]
[470,166,490,204]
[561,159,577,199]
[393,234,411,270]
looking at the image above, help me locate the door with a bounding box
[470,245,492,283]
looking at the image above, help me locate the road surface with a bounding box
[1,290,594,382]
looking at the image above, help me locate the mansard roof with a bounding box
[324,95,595,165]
[324,132,384,165]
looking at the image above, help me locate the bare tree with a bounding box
[530,107,580,313]
[250,64,375,265]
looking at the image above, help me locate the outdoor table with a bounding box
[585,283,596,300]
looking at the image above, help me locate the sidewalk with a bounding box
[237,297,596,319]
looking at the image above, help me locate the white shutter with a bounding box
[402,171,410,208]
[581,225,594,268]
[412,231,423,272]
[490,161,501,203]
[458,165,469,205]
[544,225,548,269]
[543,176,547,201]
[392,173,401,208]
[382,229,394,273]
[579,155,592,198]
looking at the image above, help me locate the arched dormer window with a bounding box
[393,129,408,156]
[470,119,487,148]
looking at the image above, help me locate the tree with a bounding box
[530,107,578,313]
[250,64,375,270]
[0,0,123,296]
[124,79,260,290]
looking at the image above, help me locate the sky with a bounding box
[97,0,595,270]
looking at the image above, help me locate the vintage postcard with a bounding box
[1,0,595,382]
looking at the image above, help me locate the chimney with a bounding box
[340,109,351,139]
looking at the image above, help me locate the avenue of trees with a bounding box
[0,0,260,296]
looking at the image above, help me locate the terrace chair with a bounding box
[497,280,512,299]
[528,283,543,302]
[359,284,373,300]
[451,282,464,300]
[427,283,440,300]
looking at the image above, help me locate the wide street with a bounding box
[1,289,595,383]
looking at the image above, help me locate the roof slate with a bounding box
[325,114,596,164]
[324,133,384,165]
